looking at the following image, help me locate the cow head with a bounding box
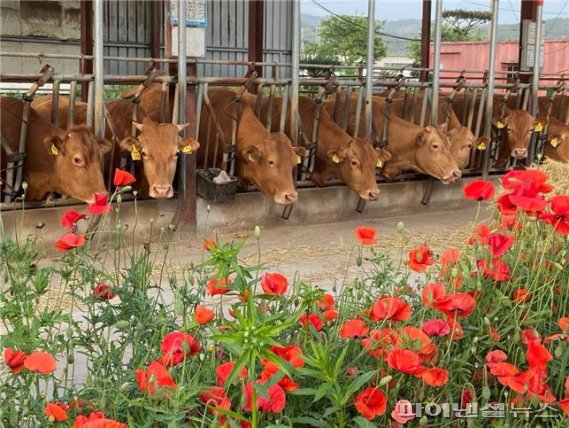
[446,126,491,169]
[547,128,569,162]
[237,132,305,205]
[45,125,111,203]
[325,138,385,200]
[414,125,462,183]
[493,110,535,159]
[119,118,200,198]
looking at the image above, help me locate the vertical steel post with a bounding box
[431,0,443,124]
[290,0,300,146]
[177,0,187,194]
[420,0,432,83]
[93,0,104,139]
[365,0,375,137]
[482,0,500,178]
[530,1,543,116]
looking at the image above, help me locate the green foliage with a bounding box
[441,8,492,41]
[303,15,387,66]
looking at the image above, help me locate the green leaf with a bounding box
[343,370,378,405]
[352,416,377,428]
[225,351,250,386]
[290,417,324,427]
[313,382,332,403]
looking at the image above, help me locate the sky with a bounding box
[302,0,569,24]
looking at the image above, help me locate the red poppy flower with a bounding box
[260,361,299,392]
[72,411,104,428]
[526,342,553,369]
[55,232,86,252]
[206,277,232,296]
[488,362,520,377]
[445,316,464,340]
[422,282,446,306]
[346,367,359,377]
[391,399,415,424]
[432,292,476,318]
[488,233,515,257]
[113,168,136,187]
[396,326,436,359]
[87,193,112,215]
[199,388,231,415]
[560,317,569,333]
[355,226,377,245]
[339,318,369,339]
[540,195,569,235]
[215,361,248,387]
[362,328,398,359]
[323,308,339,321]
[44,402,68,421]
[203,238,216,251]
[243,382,286,413]
[486,350,508,364]
[24,351,56,374]
[421,367,449,387]
[502,170,553,194]
[521,328,542,346]
[408,244,435,273]
[497,194,518,215]
[299,313,324,331]
[370,296,411,322]
[73,414,127,428]
[464,179,495,201]
[559,398,569,417]
[93,283,116,300]
[440,248,460,273]
[4,348,26,374]
[354,387,387,420]
[61,209,87,228]
[195,305,215,325]
[269,345,305,368]
[159,331,201,366]
[136,361,176,398]
[468,224,492,245]
[387,349,424,376]
[318,293,335,311]
[489,326,501,342]
[500,213,522,231]
[513,288,531,304]
[421,319,451,336]
[260,272,288,296]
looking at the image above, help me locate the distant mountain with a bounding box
[301,14,569,57]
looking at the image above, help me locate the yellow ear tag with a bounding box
[295,155,302,165]
[181,145,193,154]
[534,122,544,133]
[550,137,559,148]
[376,159,383,168]
[477,142,487,151]
[496,121,506,129]
[331,154,341,164]
[50,144,59,156]
[131,145,141,161]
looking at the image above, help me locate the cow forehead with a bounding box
[139,123,180,146]
[263,136,294,157]
[507,111,534,128]
[67,126,100,156]
[349,138,377,157]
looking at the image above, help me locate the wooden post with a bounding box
[80,0,94,102]
[248,0,264,77]
[420,0,432,83]
[150,0,161,60]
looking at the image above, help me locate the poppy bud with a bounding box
[133,190,138,197]
[67,354,74,364]
[207,204,211,212]
[22,181,28,191]
[206,344,215,352]
[418,416,429,426]
[396,221,405,234]
[116,194,122,204]
[378,375,392,387]
[120,382,129,392]
[115,320,129,331]
[483,317,490,326]
[119,185,132,193]
[481,386,491,399]
[356,255,362,266]
[254,225,261,239]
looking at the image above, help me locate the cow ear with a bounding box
[98,139,113,155]
[44,135,64,156]
[376,148,392,166]
[177,123,190,133]
[437,122,448,133]
[241,146,263,163]
[327,149,345,164]
[179,137,200,154]
[475,136,491,151]
[132,121,144,132]
[119,136,140,152]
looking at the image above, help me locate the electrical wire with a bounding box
[310,0,421,42]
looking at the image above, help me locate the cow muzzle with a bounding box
[511,148,528,159]
[441,169,462,184]
[360,188,380,201]
[150,184,174,199]
[275,190,298,205]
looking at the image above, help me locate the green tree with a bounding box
[303,15,386,66]
[408,9,492,62]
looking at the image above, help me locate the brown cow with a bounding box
[244,94,388,200]
[30,89,198,199]
[1,96,110,203]
[537,115,569,162]
[450,94,535,166]
[323,93,462,183]
[538,94,569,125]
[385,94,490,169]
[198,89,305,205]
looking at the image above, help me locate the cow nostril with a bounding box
[284,191,298,203]
[512,148,528,158]
[151,185,172,196]
[368,190,380,200]
[453,170,462,180]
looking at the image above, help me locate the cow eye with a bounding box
[141,149,148,158]
[73,156,83,166]
[268,160,275,166]
[351,159,358,166]
[432,143,440,150]
[528,130,534,134]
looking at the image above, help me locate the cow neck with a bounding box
[384,116,424,173]
[237,107,269,148]
[316,114,352,157]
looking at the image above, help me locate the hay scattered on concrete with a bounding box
[535,159,569,195]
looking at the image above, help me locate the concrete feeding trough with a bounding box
[196,168,238,204]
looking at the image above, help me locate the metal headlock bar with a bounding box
[535,78,566,160]
[2,64,55,203]
[377,74,406,150]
